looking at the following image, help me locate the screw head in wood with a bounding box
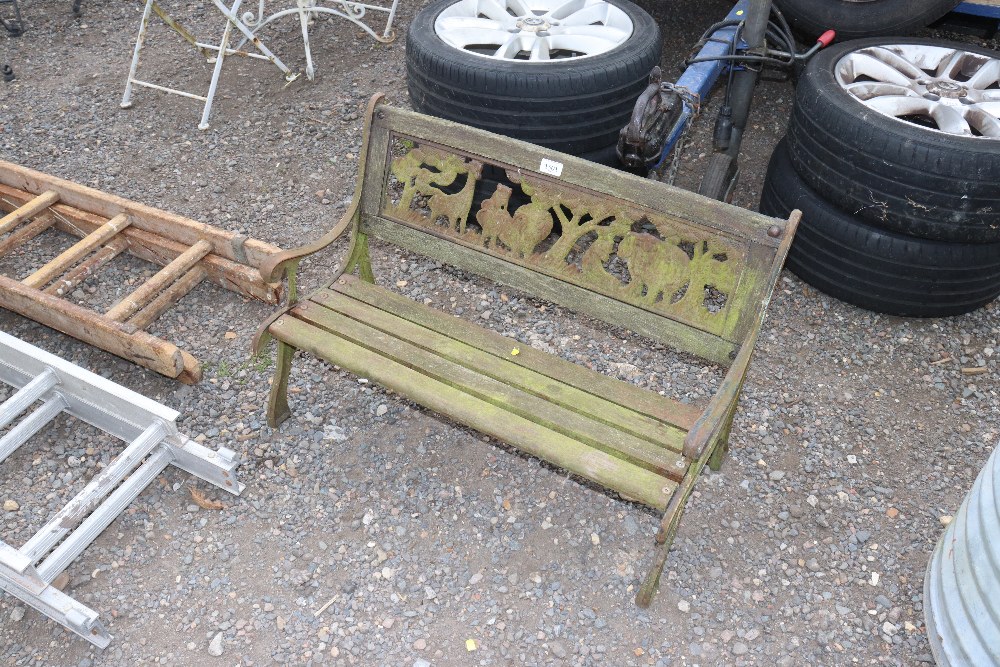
[767,225,783,238]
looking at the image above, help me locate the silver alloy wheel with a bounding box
[433,0,633,62]
[835,44,1000,139]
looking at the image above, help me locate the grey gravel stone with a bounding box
[207,632,224,657]
[0,6,991,667]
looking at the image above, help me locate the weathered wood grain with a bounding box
[271,315,678,510]
[294,300,687,478]
[361,216,738,364]
[0,274,188,379]
[0,184,281,304]
[106,240,212,322]
[0,160,278,267]
[22,214,131,289]
[327,275,704,432]
[0,190,59,236]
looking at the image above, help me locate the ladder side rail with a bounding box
[0,331,180,441]
[36,447,174,582]
[19,422,168,563]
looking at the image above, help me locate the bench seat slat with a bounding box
[332,274,705,432]
[292,299,687,481]
[272,315,679,510]
[315,286,687,452]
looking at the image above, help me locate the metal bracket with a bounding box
[0,331,244,648]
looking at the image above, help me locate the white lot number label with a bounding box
[539,158,563,177]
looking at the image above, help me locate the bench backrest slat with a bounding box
[355,106,790,366]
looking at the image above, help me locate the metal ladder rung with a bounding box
[22,213,131,289]
[36,446,174,583]
[0,367,58,429]
[0,395,66,465]
[20,422,167,564]
[105,239,212,322]
[0,190,60,236]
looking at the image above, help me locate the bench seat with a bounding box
[273,274,708,510]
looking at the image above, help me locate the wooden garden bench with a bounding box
[254,94,799,606]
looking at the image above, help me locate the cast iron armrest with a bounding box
[681,209,801,461]
[681,329,757,461]
[257,202,358,285]
[258,92,386,286]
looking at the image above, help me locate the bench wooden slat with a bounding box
[332,274,704,432]
[361,216,739,366]
[271,315,678,510]
[316,285,691,450]
[292,300,687,480]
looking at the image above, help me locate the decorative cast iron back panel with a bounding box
[380,138,752,338]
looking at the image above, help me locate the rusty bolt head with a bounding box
[767,225,783,238]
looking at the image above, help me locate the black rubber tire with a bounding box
[406,0,661,156]
[785,37,1000,243]
[761,140,1000,317]
[773,0,961,40]
[698,153,738,202]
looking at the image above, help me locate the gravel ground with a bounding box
[1,2,999,666]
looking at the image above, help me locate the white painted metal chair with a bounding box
[121,0,400,129]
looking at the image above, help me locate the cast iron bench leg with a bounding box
[267,340,295,427]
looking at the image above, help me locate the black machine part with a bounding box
[616,67,684,171]
[0,0,23,37]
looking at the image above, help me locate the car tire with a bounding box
[761,140,1000,317]
[772,0,961,40]
[785,37,1000,243]
[406,0,661,157]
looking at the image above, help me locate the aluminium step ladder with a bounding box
[0,330,245,648]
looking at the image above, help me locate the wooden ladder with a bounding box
[0,160,283,382]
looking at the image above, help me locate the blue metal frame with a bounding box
[955,1,1000,19]
[651,0,749,171]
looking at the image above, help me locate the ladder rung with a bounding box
[129,266,206,331]
[36,446,174,583]
[105,239,213,322]
[20,422,167,563]
[0,213,57,256]
[0,190,60,237]
[44,239,128,297]
[0,368,58,430]
[0,396,66,466]
[22,214,131,290]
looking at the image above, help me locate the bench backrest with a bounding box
[354,100,794,366]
